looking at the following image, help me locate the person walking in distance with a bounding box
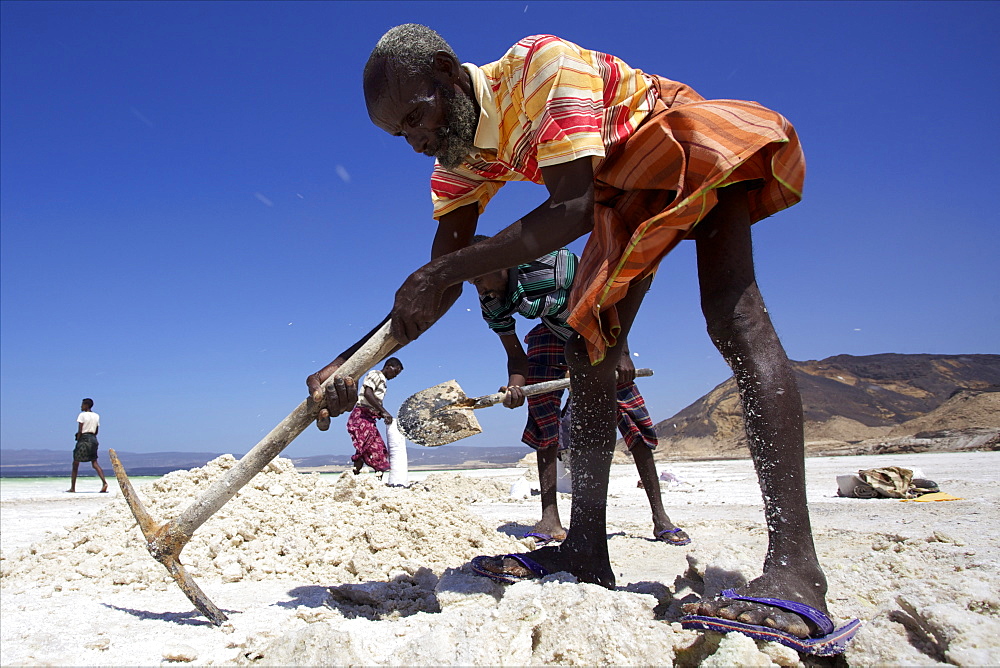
[68,398,108,493]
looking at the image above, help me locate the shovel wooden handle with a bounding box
[470,367,653,409]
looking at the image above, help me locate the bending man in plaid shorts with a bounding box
[469,236,689,547]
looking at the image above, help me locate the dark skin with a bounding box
[469,270,688,545]
[311,48,828,639]
[68,400,108,493]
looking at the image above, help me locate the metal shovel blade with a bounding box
[397,379,483,447]
[397,368,654,448]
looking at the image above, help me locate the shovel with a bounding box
[110,320,398,625]
[397,368,653,447]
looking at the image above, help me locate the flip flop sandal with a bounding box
[655,527,692,546]
[681,588,863,657]
[470,553,550,585]
[524,532,565,546]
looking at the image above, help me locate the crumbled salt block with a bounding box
[515,578,680,665]
[2,455,523,596]
[685,550,757,595]
[897,592,1000,666]
[929,530,965,546]
[220,560,243,583]
[262,575,685,666]
[759,640,804,667]
[161,644,198,662]
[701,632,778,667]
[435,570,503,610]
[84,637,110,651]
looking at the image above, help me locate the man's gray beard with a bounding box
[434,87,478,170]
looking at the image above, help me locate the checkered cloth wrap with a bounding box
[522,323,657,450]
[568,75,806,363]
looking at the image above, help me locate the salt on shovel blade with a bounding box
[397,379,482,447]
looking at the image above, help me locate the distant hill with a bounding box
[647,353,1000,460]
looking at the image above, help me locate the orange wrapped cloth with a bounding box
[568,76,806,363]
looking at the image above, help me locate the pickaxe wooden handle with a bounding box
[110,320,398,625]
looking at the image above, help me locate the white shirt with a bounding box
[77,411,100,434]
[357,370,387,410]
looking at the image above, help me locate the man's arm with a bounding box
[498,333,529,409]
[363,386,393,424]
[389,157,595,344]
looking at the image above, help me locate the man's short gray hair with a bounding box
[364,24,456,101]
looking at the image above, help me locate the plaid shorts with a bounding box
[522,324,657,451]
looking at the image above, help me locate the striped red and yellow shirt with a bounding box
[430,35,658,219]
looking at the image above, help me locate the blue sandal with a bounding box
[470,553,550,584]
[655,527,692,546]
[681,588,862,657]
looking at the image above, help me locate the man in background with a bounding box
[68,398,108,493]
[347,358,404,475]
[469,237,689,546]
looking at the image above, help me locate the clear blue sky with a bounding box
[2,1,997,459]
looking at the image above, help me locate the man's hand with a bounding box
[383,412,394,426]
[616,352,636,386]
[390,265,448,344]
[306,365,358,431]
[500,384,526,409]
[501,373,527,408]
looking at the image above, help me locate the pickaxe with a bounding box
[110,322,397,625]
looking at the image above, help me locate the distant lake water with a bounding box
[0,476,161,501]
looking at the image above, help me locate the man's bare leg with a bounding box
[631,445,689,544]
[93,460,109,493]
[67,461,80,492]
[682,184,828,638]
[532,446,567,540]
[475,276,652,588]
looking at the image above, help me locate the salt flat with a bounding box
[2,451,997,666]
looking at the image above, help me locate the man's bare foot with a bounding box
[528,520,567,544]
[100,486,108,493]
[654,526,691,546]
[682,570,829,639]
[66,489,76,493]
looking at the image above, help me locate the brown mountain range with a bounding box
[644,353,1000,461]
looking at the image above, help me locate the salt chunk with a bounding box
[702,632,776,667]
[161,644,198,662]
